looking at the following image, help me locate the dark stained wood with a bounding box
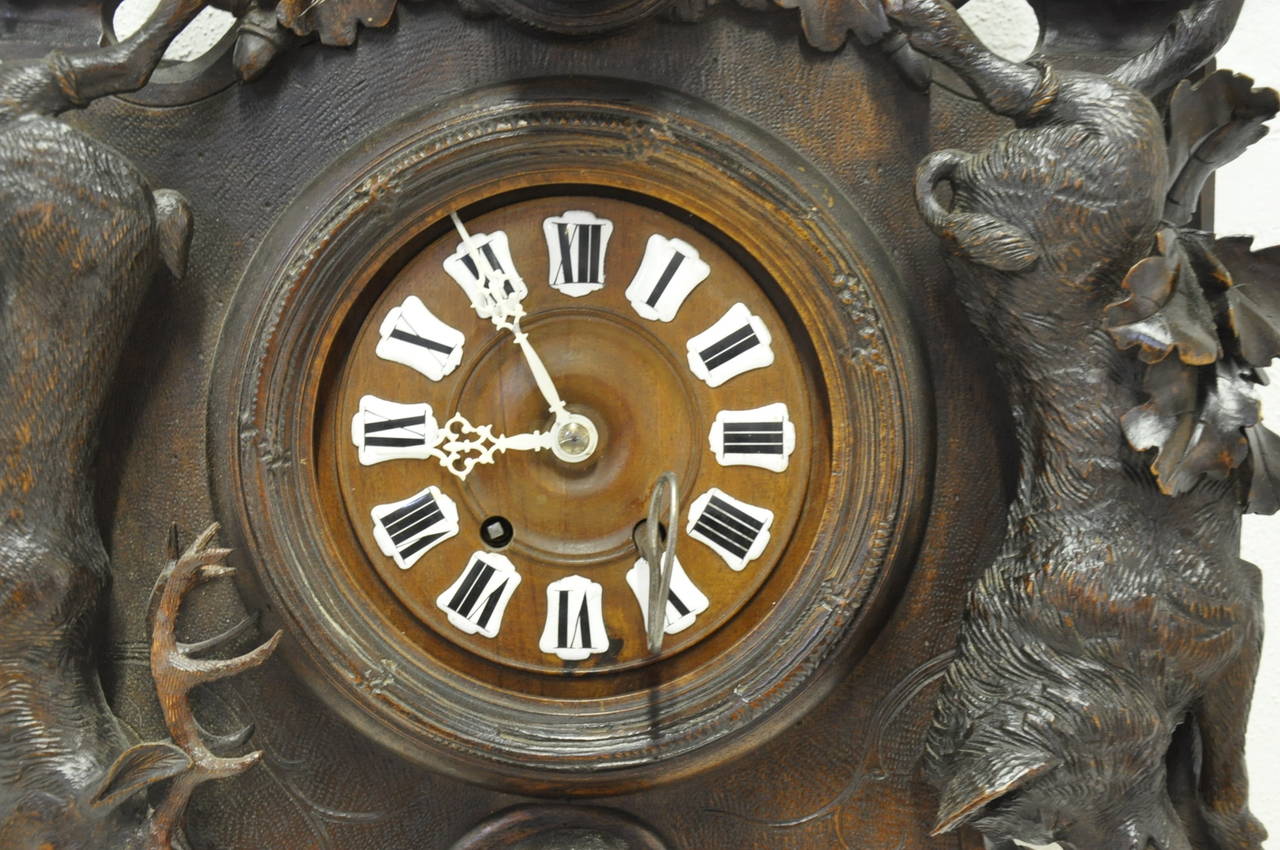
[0,0,1271,847]
[890,1,1273,848]
[218,81,932,790]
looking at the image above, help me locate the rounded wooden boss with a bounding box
[211,79,932,793]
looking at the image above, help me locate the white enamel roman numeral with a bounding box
[539,575,608,661]
[625,556,708,637]
[543,211,613,297]
[376,295,465,382]
[685,302,774,388]
[709,403,797,472]
[624,234,711,322]
[442,229,528,319]
[350,395,439,466]
[371,485,460,570]
[686,488,773,572]
[436,552,522,638]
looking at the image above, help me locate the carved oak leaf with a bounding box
[1211,236,1280,368]
[1246,423,1280,515]
[1164,71,1278,226]
[1105,229,1221,366]
[1123,358,1258,496]
[277,0,399,46]
[773,0,890,50]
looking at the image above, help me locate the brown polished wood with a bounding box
[333,194,820,676]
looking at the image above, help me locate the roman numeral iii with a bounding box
[375,295,465,381]
[351,395,439,466]
[686,302,775,388]
[539,575,609,661]
[543,210,613,297]
[436,553,522,638]
[710,402,797,472]
[370,485,460,570]
[686,488,774,572]
[625,234,711,322]
[625,556,709,636]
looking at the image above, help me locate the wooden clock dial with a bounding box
[215,85,930,789]
[333,195,818,674]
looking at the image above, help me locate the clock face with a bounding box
[334,195,820,674]
[215,86,930,790]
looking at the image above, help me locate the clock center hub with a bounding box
[551,414,599,463]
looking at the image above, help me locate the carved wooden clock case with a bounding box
[4,0,1270,848]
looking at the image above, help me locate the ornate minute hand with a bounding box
[448,212,599,464]
[449,213,567,420]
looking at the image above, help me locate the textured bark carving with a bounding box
[887,0,1274,847]
[0,2,277,848]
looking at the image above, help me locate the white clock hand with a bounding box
[448,213,569,420]
[448,212,599,464]
[429,412,555,481]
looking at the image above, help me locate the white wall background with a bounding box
[117,0,1280,841]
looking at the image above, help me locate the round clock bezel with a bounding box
[209,78,933,793]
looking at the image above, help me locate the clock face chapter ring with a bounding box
[209,78,933,793]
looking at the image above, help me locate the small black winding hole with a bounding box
[480,515,514,549]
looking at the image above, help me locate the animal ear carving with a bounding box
[89,742,192,811]
[916,150,1040,273]
[932,752,1057,836]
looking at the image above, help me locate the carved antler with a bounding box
[146,523,282,850]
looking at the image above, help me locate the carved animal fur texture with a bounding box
[0,2,277,848]
[886,0,1274,847]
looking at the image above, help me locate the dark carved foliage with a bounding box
[276,0,401,45]
[1165,72,1279,227]
[773,0,889,49]
[1106,71,1280,510]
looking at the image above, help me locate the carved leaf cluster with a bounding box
[1103,68,1280,510]
[1108,230,1280,511]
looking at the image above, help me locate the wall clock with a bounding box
[211,78,932,793]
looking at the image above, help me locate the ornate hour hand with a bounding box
[430,412,556,481]
[448,212,600,464]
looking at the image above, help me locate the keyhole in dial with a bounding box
[480,515,514,549]
[631,520,670,551]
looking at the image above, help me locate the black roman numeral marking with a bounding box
[459,241,516,296]
[699,324,760,371]
[378,490,447,559]
[445,560,510,632]
[666,586,692,618]
[645,251,687,308]
[362,414,428,448]
[691,495,765,562]
[555,589,594,650]
[554,222,604,286]
[721,421,786,455]
[387,313,456,356]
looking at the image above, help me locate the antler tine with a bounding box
[147,522,281,850]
